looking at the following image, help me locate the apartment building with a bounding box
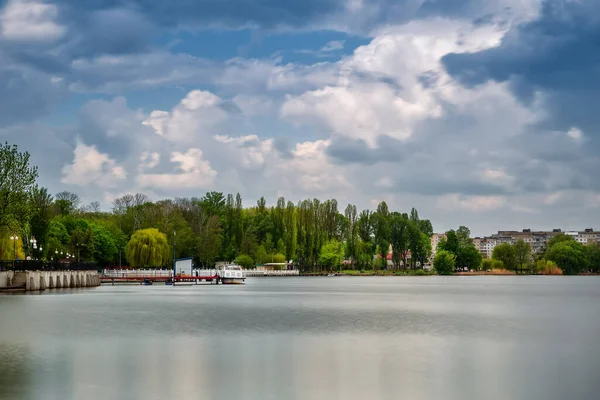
[485,228,599,254]
[428,233,446,263]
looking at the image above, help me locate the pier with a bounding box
[100,269,220,284]
[0,261,102,292]
[99,268,299,284]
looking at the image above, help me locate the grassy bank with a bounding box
[300,268,592,276]
[301,269,436,276]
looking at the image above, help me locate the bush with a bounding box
[482,258,493,271]
[491,259,505,270]
[536,259,563,275]
[271,253,287,263]
[434,250,455,275]
[236,254,254,269]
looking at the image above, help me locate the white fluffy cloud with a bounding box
[142,90,228,143]
[137,148,216,189]
[281,19,508,147]
[61,143,126,188]
[0,0,66,41]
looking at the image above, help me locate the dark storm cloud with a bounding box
[442,0,600,134]
[0,65,68,127]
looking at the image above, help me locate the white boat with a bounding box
[217,264,246,284]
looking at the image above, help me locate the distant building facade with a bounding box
[475,228,599,256]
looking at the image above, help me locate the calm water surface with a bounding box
[1,276,599,400]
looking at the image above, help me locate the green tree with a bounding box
[197,215,223,267]
[492,243,517,271]
[0,234,26,260]
[373,202,390,269]
[126,228,170,268]
[0,142,38,233]
[91,224,118,264]
[283,201,297,261]
[46,219,69,257]
[29,187,53,258]
[235,254,254,269]
[546,233,575,250]
[389,213,408,268]
[344,204,358,267]
[586,243,600,273]
[434,250,455,275]
[513,239,531,274]
[319,239,344,271]
[438,230,459,255]
[456,244,483,270]
[200,191,226,217]
[54,191,81,216]
[70,226,94,261]
[270,253,287,263]
[254,245,268,265]
[546,241,588,275]
[456,226,472,247]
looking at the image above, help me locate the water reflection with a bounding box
[0,277,599,400]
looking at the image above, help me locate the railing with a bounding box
[97,268,300,278]
[244,270,300,277]
[0,260,101,272]
[101,269,220,278]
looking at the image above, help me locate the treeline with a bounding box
[432,228,600,275]
[2,190,435,271]
[0,142,436,270]
[490,235,600,275]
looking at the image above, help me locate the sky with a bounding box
[0,0,599,236]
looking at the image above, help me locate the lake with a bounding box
[1,276,599,400]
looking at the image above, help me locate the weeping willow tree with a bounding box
[0,233,26,261]
[126,228,170,268]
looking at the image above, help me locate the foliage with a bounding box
[29,187,53,256]
[235,254,254,269]
[54,191,81,216]
[0,142,446,270]
[546,234,575,249]
[492,243,517,271]
[271,253,287,263]
[389,212,409,268]
[373,202,390,270]
[438,230,459,255]
[126,228,170,268]
[546,241,588,275]
[434,250,455,275]
[319,239,344,271]
[46,220,69,257]
[535,259,563,275]
[91,224,118,264]
[585,243,600,273]
[513,239,532,274]
[0,234,26,260]
[456,243,483,270]
[0,142,38,233]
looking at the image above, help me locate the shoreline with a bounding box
[299,271,599,277]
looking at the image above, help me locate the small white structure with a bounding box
[174,257,193,276]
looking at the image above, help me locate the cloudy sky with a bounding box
[1,0,598,236]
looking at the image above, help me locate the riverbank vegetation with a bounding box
[1,142,599,275]
[0,143,436,272]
